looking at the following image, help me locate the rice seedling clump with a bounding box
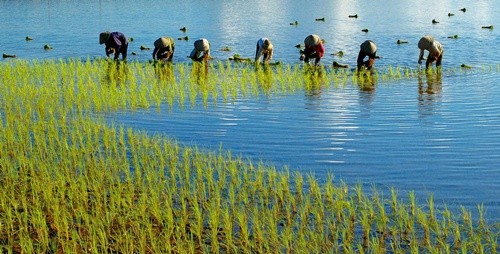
[0,59,498,253]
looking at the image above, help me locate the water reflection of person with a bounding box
[357,74,377,115]
[304,68,325,100]
[418,71,442,116]
[154,61,175,82]
[99,31,128,61]
[357,71,377,93]
[191,61,209,84]
[255,64,273,90]
[103,60,129,86]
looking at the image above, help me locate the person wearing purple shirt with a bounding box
[99,31,128,60]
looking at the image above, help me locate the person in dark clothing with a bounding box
[152,37,175,62]
[99,31,128,60]
[357,40,377,70]
[189,38,211,63]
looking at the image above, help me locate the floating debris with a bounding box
[131,52,137,55]
[289,21,298,25]
[460,64,472,69]
[361,29,369,33]
[448,35,459,39]
[397,39,408,44]
[331,51,344,57]
[140,45,151,50]
[2,53,16,58]
[348,14,358,18]
[44,44,53,50]
[432,19,439,24]
[315,17,325,22]
[333,61,348,68]
[460,8,466,12]
[229,53,251,62]
[129,37,134,42]
[219,46,231,51]
[177,36,189,41]
[180,27,187,32]
[481,25,493,29]
[448,13,455,17]
[25,36,33,41]
[294,44,302,49]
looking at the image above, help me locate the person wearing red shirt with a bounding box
[300,34,325,65]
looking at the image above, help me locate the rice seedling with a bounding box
[0,58,498,253]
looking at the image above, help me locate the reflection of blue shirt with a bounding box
[105,32,128,59]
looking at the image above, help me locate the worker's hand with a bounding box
[299,54,305,61]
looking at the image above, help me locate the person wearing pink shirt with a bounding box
[300,34,325,65]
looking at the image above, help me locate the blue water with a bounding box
[1,0,499,220]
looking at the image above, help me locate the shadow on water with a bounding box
[418,71,442,117]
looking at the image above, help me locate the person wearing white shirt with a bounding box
[418,35,444,69]
[255,38,273,64]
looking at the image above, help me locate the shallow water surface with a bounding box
[109,69,500,219]
[1,0,499,220]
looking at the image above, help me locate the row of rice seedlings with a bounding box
[1,58,499,252]
[4,59,495,117]
[1,102,499,252]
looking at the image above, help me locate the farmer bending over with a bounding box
[300,34,325,65]
[99,31,128,61]
[418,35,443,69]
[255,38,274,64]
[153,37,175,62]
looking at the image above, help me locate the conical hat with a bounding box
[304,34,321,47]
[154,37,173,48]
[360,40,377,54]
[194,38,210,51]
[99,31,111,44]
[418,35,434,50]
